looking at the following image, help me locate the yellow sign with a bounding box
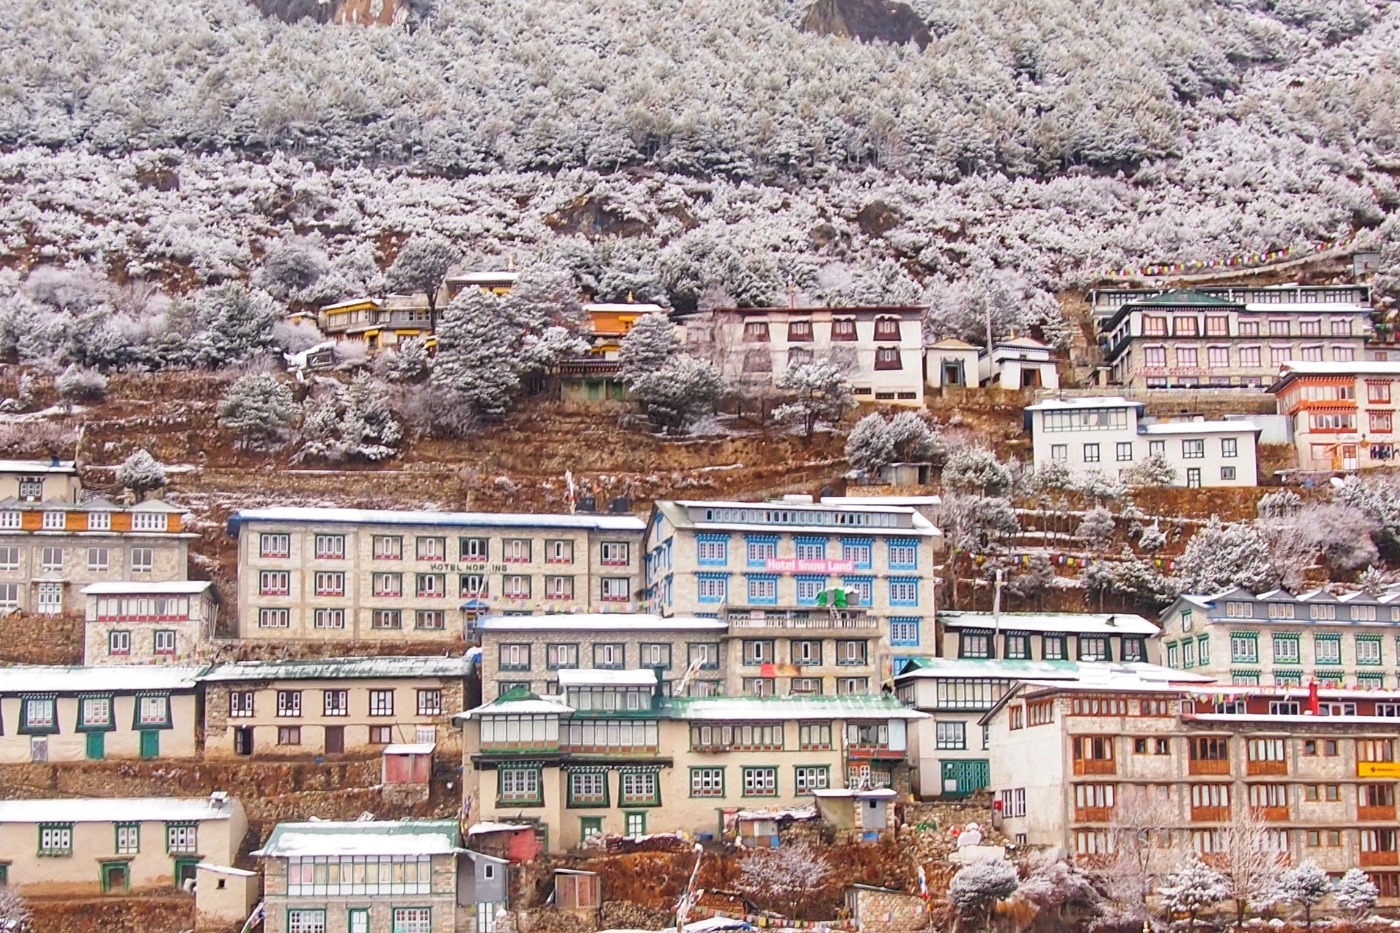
[1358,762,1400,779]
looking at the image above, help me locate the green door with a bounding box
[173,858,199,889]
[939,759,990,798]
[86,732,105,760]
[139,730,159,760]
[101,861,130,894]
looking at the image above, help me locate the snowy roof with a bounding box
[993,336,1054,350]
[818,495,941,507]
[657,500,939,536]
[0,664,204,693]
[474,613,726,632]
[80,581,213,596]
[1025,396,1138,412]
[584,302,665,314]
[895,658,1203,683]
[926,338,979,351]
[229,506,644,533]
[467,821,535,836]
[383,743,436,755]
[449,271,519,284]
[0,459,76,475]
[195,863,258,877]
[1270,360,1400,392]
[1125,289,1239,308]
[735,805,817,821]
[667,695,929,721]
[458,687,574,719]
[811,788,897,799]
[1015,672,1213,693]
[1242,302,1369,312]
[556,668,660,688]
[0,797,237,824]
[255,820,460,858]
[200,657,471,682]
[1141,420,1259,436]
[937,611,1159,636]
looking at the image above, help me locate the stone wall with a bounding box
[0,611,84,663]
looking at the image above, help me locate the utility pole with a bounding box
[991,567,1004,659]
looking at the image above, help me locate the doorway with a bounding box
[101,862,131,895]
[325,726,345,755]
[234,727,254,756]
[139,730,159,759]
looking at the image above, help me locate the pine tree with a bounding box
[948,858,1019,929]
[1333,868,1378,920]
[184,284,283,370]
[1276,861,1331,928]
[56,364,107,409]
[115,448,167,500]
[1157,854,1229,930]
[1076,507,1116,551]
[386,235,460,334]
[218,373,297,450]
[430,290,523,421]
[384,337,431,384]
[887,411,939,462]
[942,445,1013,496]
[1122,452,1177,487]
[618,312,681,384]
[845,413,896,476]
[630,355,724,435]
[771,359,855,437]
[1173,517,1278,595]
[341,373,401,460]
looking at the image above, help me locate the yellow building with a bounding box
[0,665,203,763]
[458,669,928,852]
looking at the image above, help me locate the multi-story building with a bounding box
[895,655,1205,799]
[646,497,943,695]
[315,296,436,350]
[558,301,664,405]
[1094,285,1373,390]
[81,581,217,666]
[0,665,202,763]
[679,305,927,406]
[254,819,464,933]
[200,657,470,760]
[474,612,729,700]
[0,793,247,898]
[229,507,646,641]
[1160,587,1400,688]
[1267,360,1400,471]
[0,457,80,502]
[938,611,1161,664]
[0,497,194,616]
[986,676,1400,900]
[1026,396,1260,488]
[459,672,928,852]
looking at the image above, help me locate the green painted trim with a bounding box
[114,822,140,855]
[688,766,725,799]
[18,697,59,736]
[565,770,611,809]
[741,766,779,797]
[131,693,173,731]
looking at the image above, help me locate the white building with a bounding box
[1026,396,1260,488]
[924,339,981,390]
[1267,360,1400,472]
[81,581,218,666]
[982,337,1060,390]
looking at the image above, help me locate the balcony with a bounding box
[1247,760,1288,777]
[724,608,878,632]
[1073,759,1117,776]
[848,744,905,761]
[1189,759,1232,776]
[1256,806,1289,822]
[1191,806,1230,822]
[1359,805,1397,822]
[1361,851,1400,868]
[557,359,622,377]
[1074,807,1112,823]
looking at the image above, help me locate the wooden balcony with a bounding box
[1191,806,1230,822]
[1257,806,1289,823]
[1073,759,1117,776]
[1359,805,1397,822]
[1074,807,1112,823]
[1188,759,1232,776]
[1246,760,1287,777]
[723,608,878,632]
[1361,851,1400,868]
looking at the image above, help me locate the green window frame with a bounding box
[794,765,831,794]
[1166,643,1180,668]
[349,908,370,933]
[1313,634,1342,667]
[1041,634,1067,661]
[100,860,131,894]
[619,770,661,807]
[115,822,140,855]
[20,696,59,735]
[623,812,647,838]
[741,767,778,797]
[1358,673,1386,688]
[1197,636,1210,666]
[1230,632,1258,664]
[0,864,8,886]
[580,817,604,843]
[497,765,544,807]
[1272,634,1300,665]
[76,694,116,733]
[1275,669,1303,687]
[38,822,73,857]
[391,907,431,933]
[286,908,327,933]
[566,770,609,808]
[1230,670,1261,686]
[166,822,198,855]
[133,693,173,730]
[1357,635,1383,667]
[689,766,724,798]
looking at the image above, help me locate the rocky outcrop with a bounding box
[801,0,931,49]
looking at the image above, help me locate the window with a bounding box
[936,721,966,750]
[1112,442,1133,463]
[416,689,442,716]
[688,643,720,670]
[1372,411,1394,433]
[799,722,832,750]
[321,690,349,717]
[1122,637,1145,663]
[1083,443,1100,463]
[742,640,774,664]
[167,823,198,854]
[499,766,543,804]
[288,912,326,933]
[413,573,444,599]
[890,618,920,646]
[744,321,770,342]
[38,823,73,856]
[1174,317,1199,338]
[392,909,431,933]
[690,767,724,797]
[639,643,671,669]
[569,771,608,806]
[499,644,530,671]
[277,726,302,746]
[365,690,393,717]
[79,695,112,730]
[108,630,131,656]
[696,538,727,564]
[545,539,574,564]
[837,640,868,665]
[1143,346,1167,367]
[259,608,290,629]
[874,347,902,370]
[503,538,531,563]
[411,536,445,562]
[621,771,660,806]
[459,537,488,562]
[460,574,487,597]
[831,318,857,341]
[1357,637,1382,665]
[601,577,631,602]
[601,542,631,566]
[313,572,344,596]
[115,822,140,854]
[888,578,918,606]
[1238,346,1261,368]
[1143,315,1168,336]
[40,546,64,572]
[372,535,402,560]
[277,691,302,717]
[1314,635,1341,665]
[414,609,445,630]
[1079,636,1110,662]
[503,575,530,599]
[742,767,777,796]
[372,609,402,630]
[260,571,290,596]
[1273,636,1300,664]
[1176,347,1198,367]
[38,509,63,531]
[369,726,393,744]
[547,644,579,670]
[1182,439,1205,459]
[794,766,830,794]
[314,535,345,560]
[961,632,991,659]
[85,546,110,572]
[594,643,625,669]
[1221,466,1237,481]
[1042,635,1066,661]
[311,608,344,630]
[129,547,154,573]
[1050,444,1067,462]
[153,630,177,655]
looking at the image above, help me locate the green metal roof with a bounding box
[665,693,926,721]
[1125,289,1241,308]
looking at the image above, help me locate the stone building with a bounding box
[229,506,646,642]
[458,671,928,853]
[646,497,943,695]
[1267,360,1400,471]
[254,819,466,933]
[985,676,1400,901]
[1160,587,1400,687]
[0,793,246,898]
[844,885,929,933]
[0,458,81,503]
[0,497,194,616]
[0,664,202,763]
[81,580,218,666]
[473,612,729,700]
[201,657,470,760]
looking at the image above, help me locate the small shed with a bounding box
[468,822,543,863]
[193,863,260,931]
[458,849,509,909]
[383,743,435,784]
[845,885,927,933]
[554,868,601,918]
[812,788,898,840]
[731,805,816,848]
[980,336,1060,390]
[924,338,980,389]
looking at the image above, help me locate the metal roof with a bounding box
[255,820,460,858]
[0,797,237,823]
[0,664,205,693]
[666,694,929,721]
[229,506,644,533]
[200,657,471,682]
[895,658,1205,683]
[937,611,1159,636]
[81,581,214,596]
[475,613,726,632]
[556,669,659,688]
[0,459,76,474]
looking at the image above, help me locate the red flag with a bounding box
[1307,679,1320,716]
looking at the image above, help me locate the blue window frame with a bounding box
[842,576,873,607]
[746,575,779,605]
[840,538,874,570]
[696,574,728,604]
[745,535,779,568]
[889,617,920,647]
[696,534,728,567]
[889,577,919,607]
[795,537,827,561]
[887,539,918,570]
[795,575,826,606]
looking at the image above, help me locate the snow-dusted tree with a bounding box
[1102,785,1180,923]
[1076,506,1116,551]
[1122,453,1177,487]
[1075,471,1125,504]
[383,337,431,384]
[1332,475,1400,546]
[1013,855,1100,925]
[942,494,1020,554]
[1275,861,1331,928]
[386,235,460,334]
[630,356,724,435]
[56,364,107,409]
[1138,521,1168,553]
[1358,565,1388,596]
[1173,517,1278,595]
[617,312,681,383]
[218,373,297,450]
[1006,553,1055,603]
[506,265,587,333]
[255,237,328,301]
[115,448,167,500]
[948,858,1019,930]
[735,842,830,918]
[1158,854,1229,930]
[0,888,31,933]
[1258,503,1380,589]
[1333,868,1379,920]
[846,413,896,476]
[1219,802,1284,928]
[180,284,283,370]
[430,290,522,422]
[1023,460,1076,495]
[888,411,940,462]
[772,359,855,437]
[16,372,36,410]
[299,374,402,463]
[1110,548,1170,605]
[1257,490,1303,520]
[942,445,1013,496]
[519,326,590,381]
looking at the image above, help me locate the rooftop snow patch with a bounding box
[254,819,460,858]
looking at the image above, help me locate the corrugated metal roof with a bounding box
[231,506,644,532]
[200,657,471,682]
[0,664,205,693]
[937,611,1159,635]
[0,797,236,823]
[667,694,928,721]
[81,581,213,595]
[0,459,76,474]
[475,613,726,632]
[255,820,460,857]
[556,669,659,687]
[896,658,1204,682]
